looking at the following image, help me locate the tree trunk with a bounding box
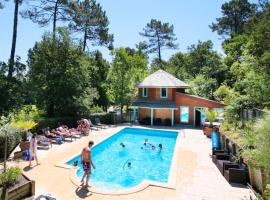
[83,26,87,51]
[157,32,162,68]
[53,0,58,41]
[8,0,20,78]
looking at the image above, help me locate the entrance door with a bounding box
[195,109,201,127]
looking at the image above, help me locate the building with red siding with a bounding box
[131,69,224,127]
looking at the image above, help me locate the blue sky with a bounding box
[0,0,230,64]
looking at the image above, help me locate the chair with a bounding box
[88,119,100,130]
[95,118,107,129]
[212,153,232,174]
[154,118,162,126]
[164,118,171,126]
[37,135,52,149]
[223,163,248,185]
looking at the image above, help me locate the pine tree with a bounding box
[8,0,23,78]
[22,0,72,40]
[69,0,113,51]
[139,19,178,64]
[210,0,257,36]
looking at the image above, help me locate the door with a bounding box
[195,109,201,127]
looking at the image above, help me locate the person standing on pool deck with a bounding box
[81,141,96,187]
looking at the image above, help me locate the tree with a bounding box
[189,74,218,100]
[89,50,110,111]
[22,0,72,40]
[139,19,178,65]
[69,0,113,52]
[8,0,23,78]
[210,0,256,36]
[27,29,98,117]
[108,48,148,120]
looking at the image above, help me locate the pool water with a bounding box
[67,128,178,190]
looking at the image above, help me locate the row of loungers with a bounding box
[212,149,248,185]
[36,118,108,149]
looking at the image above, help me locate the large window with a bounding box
[142,88,148,97]
[160,88,168,98]
[180,106,189,123]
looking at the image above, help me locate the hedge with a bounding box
[0,127,22,160]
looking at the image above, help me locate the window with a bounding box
[180,106,189,123]
[142,88,148,97]
[160,88,168,98]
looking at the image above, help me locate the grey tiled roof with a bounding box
[138,69,190,88]
[132,100,178,109]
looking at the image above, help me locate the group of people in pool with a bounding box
[120,139,163,152]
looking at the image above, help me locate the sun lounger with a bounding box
[37,135,52,149]
[88,119,101,130]
[95,118,107,129]
[223,163,248,185]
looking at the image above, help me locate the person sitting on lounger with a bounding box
[54,125,72,137]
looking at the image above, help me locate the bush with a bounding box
[89,113,114,125]
[0,167,22,188]
[0,125,22,159]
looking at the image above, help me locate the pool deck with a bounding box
[10,125,253,200]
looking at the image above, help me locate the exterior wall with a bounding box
[138,88,175,101]
[154,109,172,120]
[175,92,224,125]
[139,108,150,120]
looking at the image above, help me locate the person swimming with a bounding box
[73,160,78,167]
[127,162,131,168]
[143,139,148,146]
[120,142,125,148]
[158,144,163,151]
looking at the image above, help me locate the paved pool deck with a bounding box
[11,125,253,200]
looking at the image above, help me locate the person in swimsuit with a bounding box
[29,133,40,167]
[81,141,96,187]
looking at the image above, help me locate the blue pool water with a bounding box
[67,128,178,190]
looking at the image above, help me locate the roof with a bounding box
[138,69,190,88]
[177,92,225,106]
[132,100,178,109]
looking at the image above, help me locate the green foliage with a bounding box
[27,29,98,117]
[252,111,270,171]
[0,167,21,188]
[21,0,71,34]
[69,0,113,51]
[206,110,218,126]
[140,19,178,63]
[189,74,217,99]
[210,0,257,36]
[0,124,22,159]
[108,48,148,115]
[89,51,110,110]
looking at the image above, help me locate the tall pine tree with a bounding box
[69,0,113,51]
[22,0,72,40]
[139,19,178,65]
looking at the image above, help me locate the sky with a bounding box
[0,0,230,64]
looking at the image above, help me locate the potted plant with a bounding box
[203,110,218,137]
[0,167,35,200]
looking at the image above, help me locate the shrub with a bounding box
[206,110,218,127]
[0,167,22,188]
[0,125,22,159]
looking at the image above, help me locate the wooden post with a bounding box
[171,109,174,127]
[151,108,154,126]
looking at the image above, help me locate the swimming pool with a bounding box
[67,127,178,190]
